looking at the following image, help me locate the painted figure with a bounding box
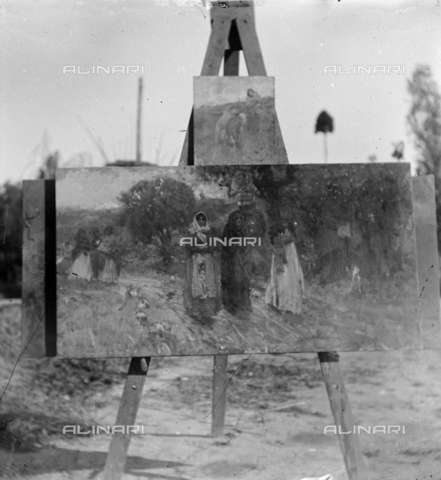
[97,226,119,283]
[245,88,262,137]
[214,106,240,146]
[90,228,102,280]
[221,210,252,314]
[212,106,248,163]
[227,170,258,207]
[222,170,267,311]
[183,212,221,318]
[91,228,101,249]
[69,229,92,281]
[266,223,304,314]
[226,112,247,149]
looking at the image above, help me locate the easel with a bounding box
[177,4,367,479]
[20,6,438,480]
[18,6,369,478]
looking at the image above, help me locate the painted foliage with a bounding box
[56,164,419,358]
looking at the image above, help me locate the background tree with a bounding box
[407,64,441,248]
[119,177,196,267]
[391,141,405,161]
[315,110,334,164]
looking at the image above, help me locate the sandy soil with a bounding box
[1,347,441,480]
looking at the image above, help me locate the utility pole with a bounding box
[136,76,143,164]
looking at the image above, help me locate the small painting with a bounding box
[56,164,419,358]
[193,76,279,165]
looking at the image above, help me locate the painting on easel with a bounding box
[193,77,278,165]
[56,163,419,358]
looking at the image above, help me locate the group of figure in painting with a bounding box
[69,226,119,283]
[183,171,305,320]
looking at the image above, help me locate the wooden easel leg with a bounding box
[224,49,240,75]
[178,109,194,166]
[235,14,266,76]
[102,357,150,480]
[201,15,232,76]
[318,352,368,480]
[211,355,228,437]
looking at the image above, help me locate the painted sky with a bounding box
[56,166,228,210]
[2,0,441,185]
[194,76,274,108]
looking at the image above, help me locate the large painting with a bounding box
[193,77,279,165]
[56,164,419,358]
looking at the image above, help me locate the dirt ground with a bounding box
[1,333,441,480]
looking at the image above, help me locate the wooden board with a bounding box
[412,175,440,349]
[22,180,56,357]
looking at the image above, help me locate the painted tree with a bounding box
[119,177,196,267]
[407,64,441,248]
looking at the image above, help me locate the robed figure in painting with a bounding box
[97,226,119,284]
[212,106,247,164]
[69,229,92,281]
[245,88,262,138]
[266,223,304,314]
[221,207,267,315]
[183,212,221,319]
[221,211,251,314]
[221,170,267,314]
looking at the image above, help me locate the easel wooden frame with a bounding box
[19,6,367,479]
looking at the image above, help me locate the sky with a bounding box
[1,0,441,185]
